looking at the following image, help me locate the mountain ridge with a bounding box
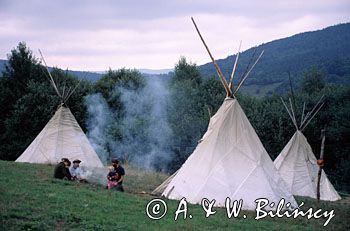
[1,22,349,95]
[197,22,350,95]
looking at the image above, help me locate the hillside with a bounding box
[198,23,350,95]
[0,59,172,81]
[1,23,349,96]
[0,161,349,230]
[0,60,103,82]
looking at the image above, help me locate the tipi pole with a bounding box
[62,84,66,103]
[191,17,232,97]
[65,80,82,102]
[234,50,264,95]
[300,95,324,128]
[289,98,298,129]
[288,72,297,116]
[206,104,212,118]
[316,129,326,201]
[281,98,298,130]
[228,40,242,91]
[237,49,257,85]
[300,102,306,127]
[288,72,299,127]
[38,49,62,99]
[300,102,324,131]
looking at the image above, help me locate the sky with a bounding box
[0,0,349,71]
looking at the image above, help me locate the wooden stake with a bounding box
[317,129,326,202]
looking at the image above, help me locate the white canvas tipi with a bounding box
[274,97,341,201]
[153,18,297,210]
[16,104,103,167]
[16,51,103,168]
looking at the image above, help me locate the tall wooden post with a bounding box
[316,129,326,202]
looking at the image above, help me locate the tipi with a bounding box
[153,18,297,210]
[16,51,103,168]
[274,96,341,201]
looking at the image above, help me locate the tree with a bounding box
[301,67,326,94]
[94,68,145,111]
[0,43,93,160]
[0,42,47,160]
[168,58,207,171]
[171,57,201,86]
[199,76,225,119]
[0,42,45,134]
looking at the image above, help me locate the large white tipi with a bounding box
[16,51,103,168]
[153,18,297,210]
[274,97,341,201]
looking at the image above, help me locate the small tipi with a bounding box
[153,18,297,210]
[274,96,341,201]
[16,51,103,168]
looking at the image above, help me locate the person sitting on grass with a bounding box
[112,159,125,192]
[54,158,72,180]
[70,159,87,182]
[107,166,119,190]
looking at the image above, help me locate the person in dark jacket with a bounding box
[54,158,72,180]
[112,159,125,192]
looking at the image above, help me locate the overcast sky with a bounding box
[0,0,349,71]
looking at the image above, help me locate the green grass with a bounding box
[0,160,349,230]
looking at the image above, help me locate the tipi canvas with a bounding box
[154,18,297,210]
[16,50,103,168]
[159,98,297,209]
[16,105,103,167]
[274,98,341,201]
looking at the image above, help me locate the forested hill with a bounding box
[1,23,349,95]
[0,59,103,81]
[198,23,350,95]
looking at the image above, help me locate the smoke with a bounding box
[84,76,173,172]
[115,76,173,171]
[84,93,113,164]
[81,166,108,186]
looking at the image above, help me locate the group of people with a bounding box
[53,158,125,192]
[53,158,82,181]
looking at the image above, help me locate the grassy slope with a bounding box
[0,160,349,230]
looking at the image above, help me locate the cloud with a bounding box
[0,0,349,70]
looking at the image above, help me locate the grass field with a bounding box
[0,160,349,230]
